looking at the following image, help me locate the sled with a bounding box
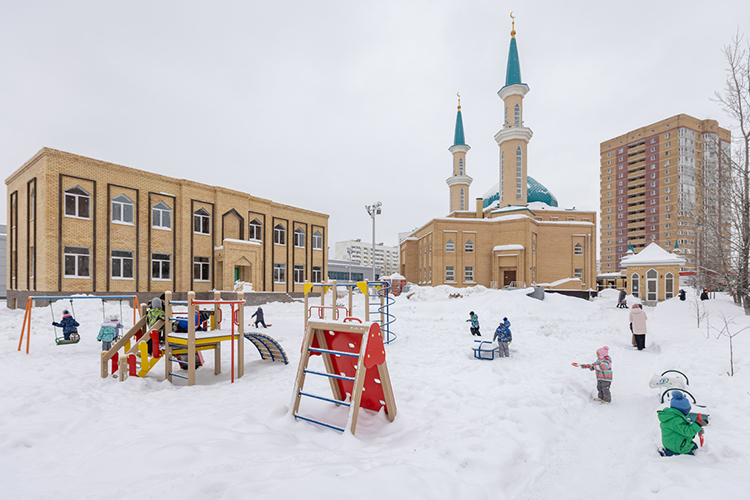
[472,340,499,360]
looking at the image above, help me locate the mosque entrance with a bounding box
[503,270,516,287]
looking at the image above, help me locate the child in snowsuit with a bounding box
[251,307,266,328]
[573,346,612,403]
[493,317,512,357]
[146,297,166,355]
[97,314,122,352]
[617,289,627,308]
[52,309,80,341]
[657,391,705,456]
[467,311,481,336]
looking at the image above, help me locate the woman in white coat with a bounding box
[629,303,648,350]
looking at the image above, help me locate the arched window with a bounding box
[631,272,640,298]
[458,158,464,176]
[193,208,210,234]
[274,224,286,245]
[248,219,262,240]
[294,227,305,248]
[504,105,508,126]
[112,194,134,224]
[665,272,674,299]
[64,186,90,218]
[647,268,658,302]
[460,188,465,210]
[574,243,583,256]
[516,147,523,199]
[465,240,474,253]
[152,202,171,229]
[446,239,455,252]
[514,103,521,126]
[500,151,505,202]
[312,230,323,250]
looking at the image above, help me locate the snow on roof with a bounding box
[620,242,686,267]
[493,244,524,252]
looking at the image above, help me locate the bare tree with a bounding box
[710,312,748,376]
[713,32,750,314]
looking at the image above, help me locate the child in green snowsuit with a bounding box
[97,315,122,352]
[658,391,705,456]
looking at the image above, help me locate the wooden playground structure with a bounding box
[292,281,398,434]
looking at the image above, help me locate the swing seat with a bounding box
[55,333,80,345]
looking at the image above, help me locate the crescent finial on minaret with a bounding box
[457,92,461,110]
[510,12,516,38]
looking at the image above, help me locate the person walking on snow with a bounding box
[493,317,512,357]
[617,288,627,308]
[572,346,612,403]
[629,303,648,350]
[467,311,481,336]
[52,309,79,341]
[251,306,267,328]
[97,314,122,352]
[658,391,706,456]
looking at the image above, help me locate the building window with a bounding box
[249,219,262,240]
[446,266,455,282]
[460,188,465,210]
[665,272,674,299]
[574,268,583,280]
[294,228,305,248]
[274,263,286,283]
[516,147,523,199]
[294,264,304,283]
[312,230,323,250]
[459,158,464,175]
[574,243,583,256]
[274,224,286,245]
[464,266,474,282]
[64,186,90,219]
[112,194,134,224]
[465,240,474,253]
[194,208,210,234]
[152,202,172,229]
[514,103,520,126]
[29,187,35,221]
[647,268,658,302]
[193,256,210,281]
[312,266,322,283]
[111,250,134,279]
[504,105,508,125]
[500,151,505,202]
[446,239,455,252]
[64,246,90,277]
[152,253,171,280]
[631,272,640,298]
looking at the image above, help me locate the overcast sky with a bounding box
[2,1,749,249]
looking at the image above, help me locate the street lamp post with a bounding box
[347,246,353,282]
[365,201,382,281]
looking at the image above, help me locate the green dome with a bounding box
[482,176,558,208]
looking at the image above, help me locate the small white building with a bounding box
[620,242,686,303]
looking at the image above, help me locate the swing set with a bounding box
[18,295,139,353]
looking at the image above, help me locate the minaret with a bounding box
[446,93,472,213]
[494,13,533,208]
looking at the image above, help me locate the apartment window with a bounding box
[651,200,656,205]
[249,219,262,240]
[516,147,523,198]
[650,225,656,231]
[651,138,656,144]
[665,133,670,139]
[650,182,656,187]
[650,208,656,213]
[111,250,134,279]
[651,173,656,179]
[64,246,90,277]
[312,266,322,283]
[446,239,455,252]
[574,268,583,280]
[194,208,210,234]
[152,253,171,280]
[446,266,455,282]
[665,196,671,202]
[152,202,172,229]
[618,148,624,154]
[111,194,134,224]
[514,103,520,126]
[650,147,656,152]
[274,224,286,245]
[294,264,304,283]
[194,256,210,281]
[64,186,90,219]
[312,230,323,250]
[650,190,656,196]
[294,228,305,248]
[465,240,474,253]
[574,243,583,255]
[464,266,474,282]
[666,223,671,229]
[650,155,655,161]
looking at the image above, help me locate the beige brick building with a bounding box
[400,23,597,290]
[599,114,731,275]
[5,148,328,307]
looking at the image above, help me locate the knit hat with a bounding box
[596,346,609,359]
[469,311,474,316]
[109,314,120,322]
[151,297,162,309]
[503,317,508,321]
[62,309,70,315]
[670,391,691,415]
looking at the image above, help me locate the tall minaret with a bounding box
[494,13,533,208]
[446,93,472,213]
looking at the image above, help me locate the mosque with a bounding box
[399,20,597,290]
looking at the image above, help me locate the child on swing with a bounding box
[52,309,80,341]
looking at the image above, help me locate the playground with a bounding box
[2,286,750,499]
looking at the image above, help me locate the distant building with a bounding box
[327,258,377,282]
[5,148,329,308]
[334,240,399,277]
[599,114,731,275]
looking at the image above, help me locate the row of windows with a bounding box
[64,186,322,248]
[444,266,474,283]
[445,239,473,253]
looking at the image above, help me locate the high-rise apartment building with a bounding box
[599,114,731,274]
[334,240,400,277]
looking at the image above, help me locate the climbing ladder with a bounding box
[292,319,397,435]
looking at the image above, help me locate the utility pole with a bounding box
[365,202,382,280]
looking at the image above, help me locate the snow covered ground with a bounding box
[1,287,749,499]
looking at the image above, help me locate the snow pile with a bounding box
[1,288,749,499]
